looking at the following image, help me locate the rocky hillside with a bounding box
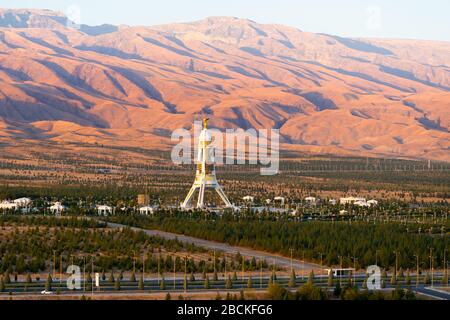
[0,9,449,161]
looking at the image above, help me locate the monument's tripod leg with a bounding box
[216,185,232,208]
[181,185,198,209]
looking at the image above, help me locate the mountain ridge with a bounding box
[0,9,449,162]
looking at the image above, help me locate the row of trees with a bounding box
[0,217,275,275]
[108,215,449,270]
[0,219,208,273]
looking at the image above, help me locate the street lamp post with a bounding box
[242,256,245,284]
[429,248,434,287]
[132,250,136,276]
[91,256,94,298]
[143,251,146,284]
[53,250,56,280]
[83,256,86,292]
[393,251,399,277]
[444,250,448,288]
[352,257,358,286]
[413,254,419,287]
[184,255,188,294]
[302,252,305,280]
[173,255,176,291]
[260,260,263,289]
[157,254,161,286]
[59,255,62,286]
[290,249,293,275]
[213,251,216,279]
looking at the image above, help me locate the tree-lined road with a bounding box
[106,222,324,271]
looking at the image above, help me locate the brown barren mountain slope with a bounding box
[0,9,449,161]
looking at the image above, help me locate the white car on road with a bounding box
[41,290,54,295]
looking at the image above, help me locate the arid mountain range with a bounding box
[0,9,449,162]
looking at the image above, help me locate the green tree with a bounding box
[267,283,289,300]
[213,270,218,282]
[327,270,334,287]
[424,272,431,285]
[362,273,368,289]
[190,272,195,282]
[86,273,92,291]
[382,269,387,281]
[3,271,10,284]
[398,268,404,281]
[405,289,416,300]
[114,278,121,291]
[45,274,52,291]
[390,273,397,286]
[183,275,188,291]
[288,270,296,287]
[0,277,5,292]
[391,288,405,300]
[334,282,342,297]
[138,275,144,290]
[269,270,277,285]
[26,274,32,284]
[160,276,166,290]
[405,270,411,286]
[202,269,206,280]
[109,272,115,283]
[247,276,253,289]
[341,286,361,300]
[204,275,210,289]
[442,269,448,285]
[130,271,136,282]
[307,270,315,286]
[391,272,397,286]
[226,275,233,289]
[297,283,327,300]
[348,271,353,287]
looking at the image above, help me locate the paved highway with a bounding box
[3,278,449,300]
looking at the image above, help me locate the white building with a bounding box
[329,199,338,205]
[139,206,155,215]
[49,202,66,215]
[367,200,379,206]
[305,197,317,204]
[97,205,113,216]
[274,197,286,205]
[0,201,19,211]
[340,197,366,205]
[14,198,32,207]
[243,196,255,203]
[354,200,371,208]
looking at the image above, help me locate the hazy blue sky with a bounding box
[1,0,449,41]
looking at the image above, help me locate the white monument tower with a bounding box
[181,118,233,209]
